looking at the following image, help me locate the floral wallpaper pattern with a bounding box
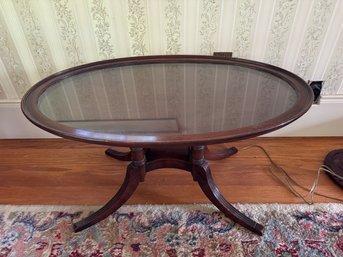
[165,0,181,54]
[294,0,335,79]
[264,0,298,66]
[12,0,55,77]
[322,32,343,95]
[128,0,148,56]
[52,0,84,66]
[0,7,31,98]
[90,0,115,59]
[233,0,257,58]
[199,0,220,54]
[0,0,342,100]
[0,83,5,99]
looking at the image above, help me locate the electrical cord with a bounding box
[239,145,343,204]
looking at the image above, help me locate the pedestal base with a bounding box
[73,145,263,235]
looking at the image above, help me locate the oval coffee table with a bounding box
[21,55,313,235]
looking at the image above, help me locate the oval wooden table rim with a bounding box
[21,55,314,148]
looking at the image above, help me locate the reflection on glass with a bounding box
[38,63,297,135]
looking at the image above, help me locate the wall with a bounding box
[0,0,343,138]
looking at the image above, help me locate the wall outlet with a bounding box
[308,81,323,104]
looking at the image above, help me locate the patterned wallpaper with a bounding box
[0,0,342,100]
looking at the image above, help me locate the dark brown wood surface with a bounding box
[21,55,313,147]
[324,149,343,188]
[0,137,342,205]
[100,145,263,234]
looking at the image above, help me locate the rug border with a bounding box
[0,203,341,213]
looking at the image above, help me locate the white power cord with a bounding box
[239,145,343,204]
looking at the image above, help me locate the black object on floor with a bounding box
[323,149,343,189]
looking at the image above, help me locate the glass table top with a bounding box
[22,56,313,146]
[38,63,297,135]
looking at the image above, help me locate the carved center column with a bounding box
[130,148,146,182]
[190,145,206,181]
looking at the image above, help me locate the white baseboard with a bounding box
[1,96,343,138]
[267,96,343,136]
[0,100,57,139]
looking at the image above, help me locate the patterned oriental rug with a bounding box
[0,204,342,257]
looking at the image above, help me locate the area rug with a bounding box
[0,204,342,257]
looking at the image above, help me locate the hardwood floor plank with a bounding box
[0,137,342,205]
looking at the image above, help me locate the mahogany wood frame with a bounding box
[21,55,314,235]
[21,55,313,148]
[73,145,264,235]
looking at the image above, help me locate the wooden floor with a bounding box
[0,137,342,205]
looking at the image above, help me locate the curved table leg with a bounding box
[105,148,131,161]
[192,162,264,235]
[75,146,262,235]
[204,146,238,160]
[73,162,141,232]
